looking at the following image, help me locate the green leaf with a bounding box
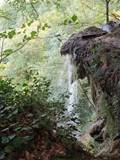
[0,32,7,38]
[23,135,34,141]
[8,30,16,39]
[1,136,9,144]
[3,49,13,56]
[63,19,68,25]
[27,20,33,26]
[8,134,16,140]
[16,42,22,47]
[23,35,27,42]
[31,31,38,38]
[21,23,26,28]
[71,14,78,22]
[4,145,14,153]
[42,23,50,30]
[14,126,22,131]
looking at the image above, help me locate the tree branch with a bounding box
[0,38,5,63]
[30,1,39,18]
[79,80,95,111]
[0,40,29,63]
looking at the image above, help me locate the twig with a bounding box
[0,32,63,63]
[13,40,29,53]
[79,80,95,110]
[30,1,39,18]
[81,0,95,11]
[0,38,5,63]
[0,40,29,63]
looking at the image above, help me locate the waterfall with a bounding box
[67,81,78,114]
[57,55,81,140]
[57,55,93,140]
[66,55,78,115]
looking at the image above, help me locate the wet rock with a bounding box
[89,118,106,142]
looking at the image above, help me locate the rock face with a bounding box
[60,26,120,158]
[60,27,107,79]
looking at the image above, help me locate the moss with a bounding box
[99,94,116,138]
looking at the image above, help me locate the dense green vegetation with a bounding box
[0,0,120,160]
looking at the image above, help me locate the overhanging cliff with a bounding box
[60,26,120,159]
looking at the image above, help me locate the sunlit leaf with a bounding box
[31,31,38,38]
[71,14,78,22]
[8,30,16,39]
[3,49,13,56]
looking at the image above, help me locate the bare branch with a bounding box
[0,40,29,63]
[79,80,95,111]
[30,0,39,18]
[0,38,5,63]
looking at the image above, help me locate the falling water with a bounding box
[66,55,78,115]
[57,55,93,140]
[57,55,81,140]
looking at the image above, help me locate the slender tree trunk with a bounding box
[105,0,110,23]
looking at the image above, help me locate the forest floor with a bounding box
[1,106,98,160]
[15,129,96,160]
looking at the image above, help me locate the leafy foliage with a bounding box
[0,77,66,159]
[0,0,120,159]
